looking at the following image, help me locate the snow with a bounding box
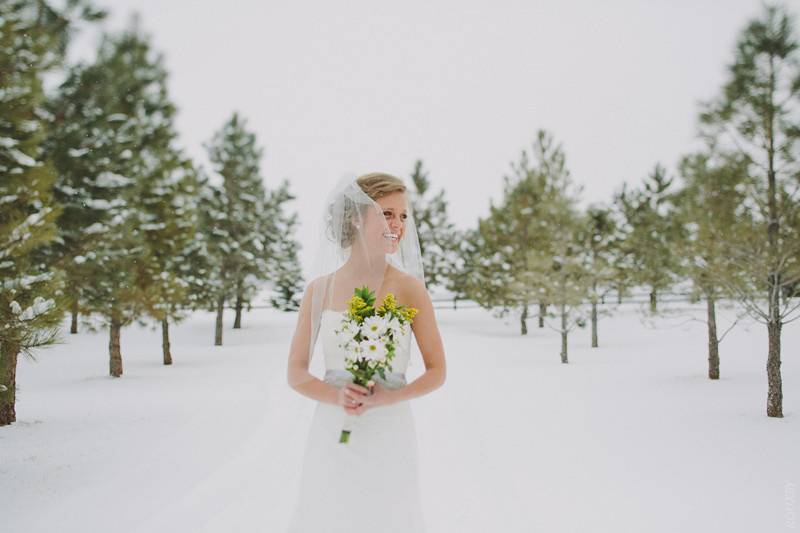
[141,222,167,231]
[85,198,125,210]
[20,120,38,133]
[8,148,37,167]
[0,136,17,148]
[0,303,798,533]
[95,171,133,188]
[67,148,89,157]
[18,296,55,321]
[2,272,53,291]
[83,223,106,235]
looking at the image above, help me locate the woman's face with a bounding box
[364,191,407,254]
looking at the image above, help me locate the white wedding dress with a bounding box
[287,309,427,533]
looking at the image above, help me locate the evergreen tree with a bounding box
[517,132,589,362]
[197,172,234,346]
[204,112,272,339]
[606,203,636,305]
[443,227,475,310]
[673,148,750,380]
[467,129,587,345]
[0,0,104,425]
[137,154,201,365]
[262,180,304,312]
[699,4,800,417]
[575,205,618,348]
[173,170,218,316]
[49,22,200,365]
[466,199,523,328]
[48,23,183,376]
[614,164,682,313]
[468,142,549,335]
[408,160,459,290]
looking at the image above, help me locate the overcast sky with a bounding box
[67,0,798,279]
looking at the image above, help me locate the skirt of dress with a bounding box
[287,381,427,533]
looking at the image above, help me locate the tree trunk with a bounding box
[0,339,19,425]
[767,313,783,418]
[706,292,719,380]
[520,303,528,335]
[70,299,78,334]
[215,294,225,346]
[233,281,243,329]
[617,286,623,304]
[162,317,172,365]
[453,297,458,310]
[560,304,568,364]
[649,288,657,313]
[764,55,783,418]
[591,301,598,348]
[538,302,546,328]
[109,315,123,377]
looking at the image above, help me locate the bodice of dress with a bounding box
[320,309,412,388]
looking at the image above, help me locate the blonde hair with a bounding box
[356,172,406,200]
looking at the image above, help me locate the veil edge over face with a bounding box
[301,174,426,378]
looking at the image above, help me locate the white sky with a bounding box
[67,0,800,279]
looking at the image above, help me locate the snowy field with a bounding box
[1,302,798,533]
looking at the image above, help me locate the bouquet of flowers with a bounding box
[334,285,417,444]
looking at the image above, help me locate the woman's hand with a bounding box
[355,382,397,413]
[339,383,369,414]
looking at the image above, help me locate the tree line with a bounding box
[415,4,800,419]
[0,3,303,425]
[1,2,798,426]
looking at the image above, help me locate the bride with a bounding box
[285,172,446,532]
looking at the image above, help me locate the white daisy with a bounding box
[386,315,405,336]
[335,320,358,347]
[360,315,388,340]
[358,337,387,362]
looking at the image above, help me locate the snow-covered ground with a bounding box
[1,302,798,532]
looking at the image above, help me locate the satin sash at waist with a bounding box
[323,368,407,390]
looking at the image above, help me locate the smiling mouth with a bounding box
[383,232,399,241]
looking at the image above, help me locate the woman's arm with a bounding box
[388,277,446,404]
[286,279,340,406]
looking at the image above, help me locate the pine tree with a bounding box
[0,0,104,425]
[173,172,217,317]
[575,205,618,348]
[516,132,589,362]
[48,23,184,376]
[607,203,636,305]
[468,146,546,335]
[467,129,588,347]
[466,200,524,328]
[614,164,682,313]
[262,180,304,311]
[673,148,750,380]
[196,173,232,345]
[204,112,273,339]
[699,4,800,417]
[137,154,201,365]
[408,160,459,290]
[443,227,475,310]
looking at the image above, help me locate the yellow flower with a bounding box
[381,293,397,310]
[348,296,368,320]
[402,307,418,322]
[349,295,366,310]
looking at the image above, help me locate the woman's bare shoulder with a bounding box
[388,267,427,305]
